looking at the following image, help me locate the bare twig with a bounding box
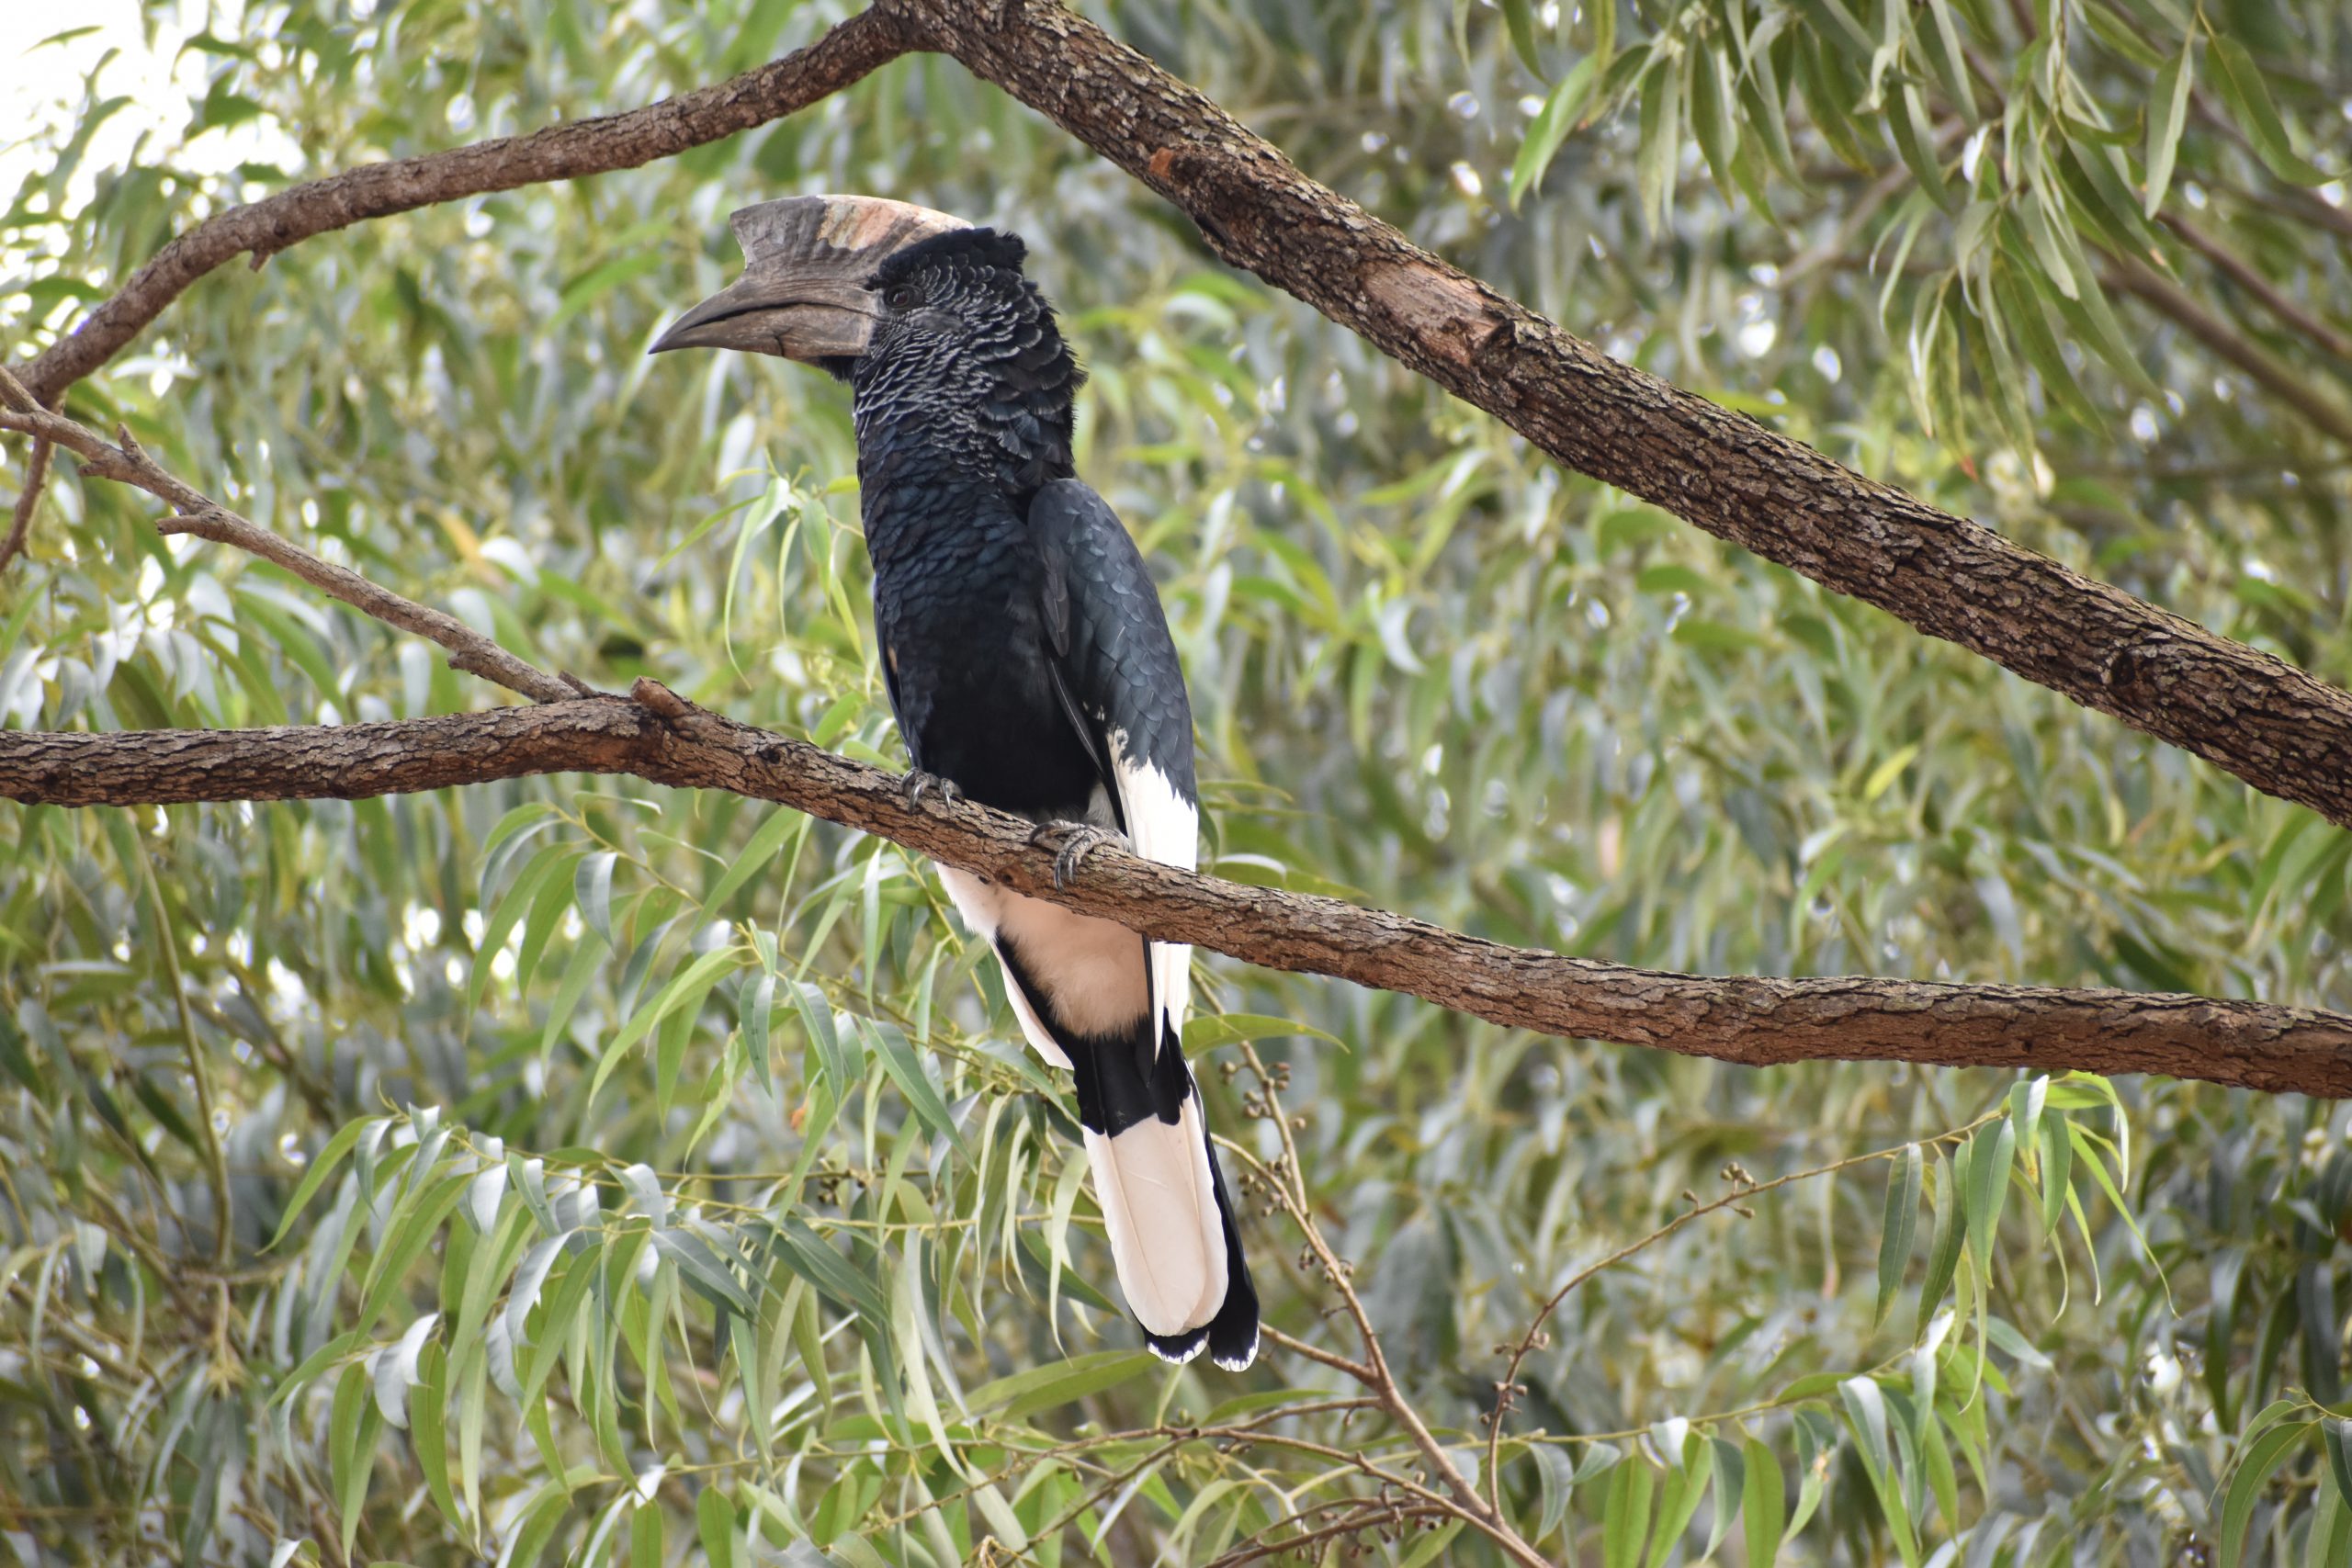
[0,390,573,704]
[2163,213,2352,367]
[1481,1111,2001,1509]
[0,367,50,573]
[13,11,910,406]
[1225,1043,1542,1563]
[0,436,50,574]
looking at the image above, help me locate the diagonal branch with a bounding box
[18,4,2352,833]
[0,382,573,705]
[2161,213,2352,369]
[876,0,2352,830]
[11,7,909,406]
[5,694,2350,1099]
[2103,252,2352,447]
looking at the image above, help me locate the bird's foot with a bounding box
[1027,821,1131,889]
[902,770,962,811]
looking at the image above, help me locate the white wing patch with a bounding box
[1107,729,1197,1053]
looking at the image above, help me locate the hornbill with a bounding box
[652,196,1260,1371]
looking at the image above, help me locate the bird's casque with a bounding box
[654,195,1261,1370]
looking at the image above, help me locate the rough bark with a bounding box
[877,0,2352,831]
[13,4,2352,829]
[7,692,2349,1100]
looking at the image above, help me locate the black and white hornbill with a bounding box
[652,195,1260,1371]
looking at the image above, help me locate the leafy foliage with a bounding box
[3,0,2351,1562]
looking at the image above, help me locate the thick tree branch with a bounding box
[12,8,907,406]
[11,7,2352,819]
[6,698,2349,1099]
[868,0,2352,830]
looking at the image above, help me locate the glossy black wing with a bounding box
[1027,479,1200,1039]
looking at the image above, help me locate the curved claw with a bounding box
[903,770,962,810]
[1028,821,1131,890]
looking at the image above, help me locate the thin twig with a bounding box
[1228,1042,1544,1566]
[1258,1324,1370,1383]
[0,435,50,573]
[0,379,574,703]
[1482,1109,2002,1511]
[1206,1500,1442,1566]
[2163,213,2352,367]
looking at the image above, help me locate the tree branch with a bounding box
[0,383,575,705]
[15,5,2352,832]
[871,0,2352,830]
[2103,252,2352,447]
[6,695,2349,1099]
[11,7,908,406]
[0,437,51,574]
[2162,213,2352,369]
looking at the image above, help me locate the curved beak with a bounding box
[650,195,970,364]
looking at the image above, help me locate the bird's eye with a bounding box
[886,284,922,310]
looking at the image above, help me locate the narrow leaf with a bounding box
[1876,1143,1924,1326]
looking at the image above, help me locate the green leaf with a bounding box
[1889,85,1952,210]
[630,1503,664,1568]
[1689,48,1739,202]
[2009,1077,2049,1182]
[741,973,777,1098]
[1399,1520,1466,1568]
[1181,1012,1342,1052]
[590,946,741,1106]
[763,1215,889,1326]
[967,1350,1154,1420]
[1920,0,1977,119]
[1645,1431,1712,1568]
[1742,1437,1786,1565]
[1502,0,1543,75]
[1601,1451,1657,1568]
[548,250,664,335]
[575,852,618,945]
[1876,1143,1924,1326]
[704,808,803,912]
[2143,38,2194,217]
[2205,33,2332,185]
[695,1487,737,1568]
[2219,1417,2311,1568]
[1965,1116,2018,1269]
[650,1228,756,1317]
[1634,61,1683,234]
[1917,1146,1967,1332]
[2040,1111,2073,1240]
[267,1117,375,1250]
[468,844,578,1022]
[864,1019,967,1155]
[2313,1478,2352,1568]
[409,1339,463,1538]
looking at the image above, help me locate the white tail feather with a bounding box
[1084,1097,1227,1337]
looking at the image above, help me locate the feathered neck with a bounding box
[849,229,1081,513]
